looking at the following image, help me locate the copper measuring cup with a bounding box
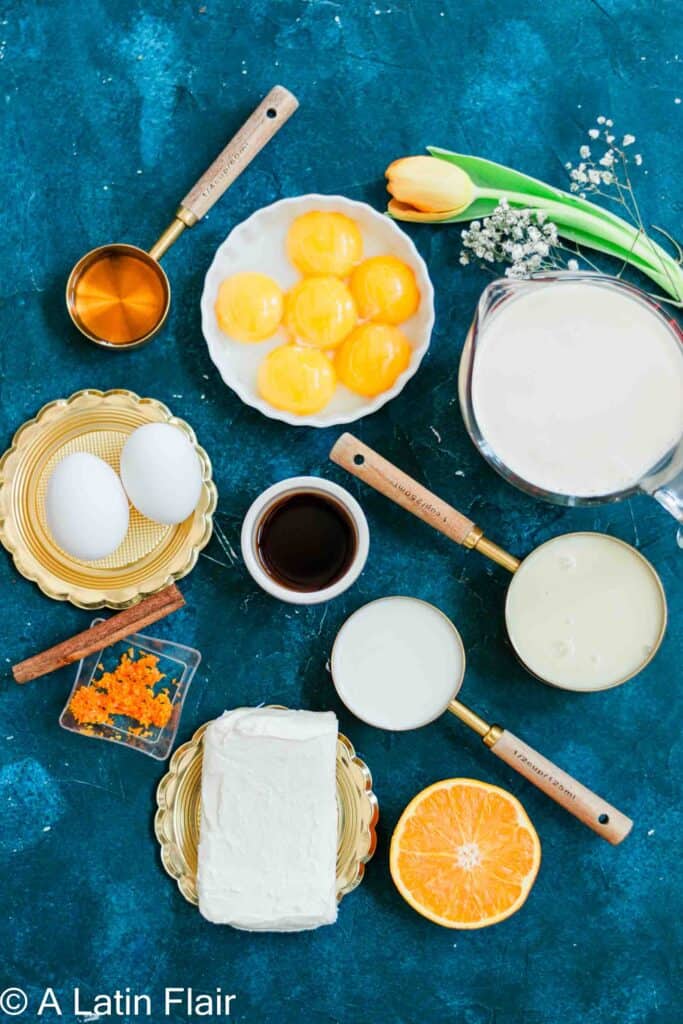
[66,85,299,350]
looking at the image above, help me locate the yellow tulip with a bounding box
[385,155,475,221]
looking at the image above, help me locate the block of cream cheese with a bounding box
[197,707,338,931]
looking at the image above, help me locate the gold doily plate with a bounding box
[154,717,379,907]
[0,389,217,609]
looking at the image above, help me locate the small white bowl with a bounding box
[240,476,369,605]
[200,194,435,427]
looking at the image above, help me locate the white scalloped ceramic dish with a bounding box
[200,194,435,427]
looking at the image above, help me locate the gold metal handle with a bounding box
[447,699,501,744]
[148,219,187,261]
[473,536,521,573]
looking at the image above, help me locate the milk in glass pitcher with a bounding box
[458,272,683,531]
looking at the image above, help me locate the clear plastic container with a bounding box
[59,620,201,760]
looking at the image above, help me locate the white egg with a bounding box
[46,452,130,561]
[120,423,203,525]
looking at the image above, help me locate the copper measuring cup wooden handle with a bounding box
[330,433,520,572]
[149,85,299,259]
[446,702,632,844]
[180,85,298,222]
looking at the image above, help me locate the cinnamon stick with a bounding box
[12,584,185,684]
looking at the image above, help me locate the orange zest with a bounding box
[390,778,541,929]
[68,651,172,730]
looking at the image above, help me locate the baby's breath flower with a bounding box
[459,200,570,279]
[564,117,643,202]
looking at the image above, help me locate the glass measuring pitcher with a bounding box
[458,271,683,527]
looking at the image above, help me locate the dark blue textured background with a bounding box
[1,2,681,1022]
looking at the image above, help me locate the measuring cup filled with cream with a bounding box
[459,273,683,523]
[331,597,632,844]
[330,434,667,692]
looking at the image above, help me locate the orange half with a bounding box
[390,778,541,929]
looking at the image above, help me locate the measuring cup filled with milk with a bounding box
[459,272,683,524]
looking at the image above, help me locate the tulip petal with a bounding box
[387,199,464,222]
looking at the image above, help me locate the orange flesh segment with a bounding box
[390,779,540,929]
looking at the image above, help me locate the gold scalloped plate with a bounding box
[0,389,217,609]
[154,717,379,907]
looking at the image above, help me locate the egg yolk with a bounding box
[215,272,284,343]
[336,323,412,397]
[258,344,337,415]
[284,276,357,349]
[286,211,363,277]
[349,255,420,324]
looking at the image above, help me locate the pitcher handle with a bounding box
[650,467,683,544]
[640,442,683,532]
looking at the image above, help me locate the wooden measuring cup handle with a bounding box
[330,433,479,547]
[179,85,299,223]
[490,729,633,844]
